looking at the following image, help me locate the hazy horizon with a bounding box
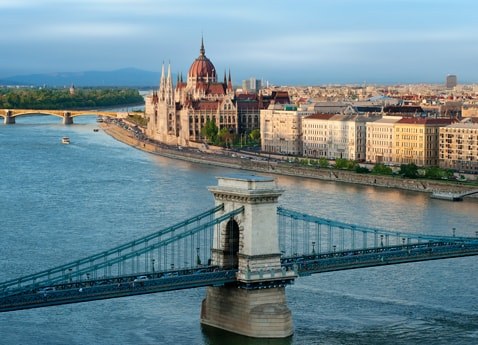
[1,0,477,85]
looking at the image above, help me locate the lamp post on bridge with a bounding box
[312,241,316,255]
[452,227,456,237]
[151,259,155,273]
[196,247,201,266]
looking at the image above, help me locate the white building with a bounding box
[303,114,377,161]
[439,119,478,173]
[260,104,314,155]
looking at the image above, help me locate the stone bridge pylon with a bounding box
[201,175,296,338]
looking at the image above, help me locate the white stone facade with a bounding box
[260,105,314,155]
[439,120,478,173]
[303,114,377,161]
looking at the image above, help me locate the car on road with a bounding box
[37,287,56,294]
[133,276,149,282]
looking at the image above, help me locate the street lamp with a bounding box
[151,259,155,273]
[452,227,456,237]
[196,247,201,266]
[380,235,384,247]
[312,241,316,255]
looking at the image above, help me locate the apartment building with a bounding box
[439,119,478,173]
[366,116,402,164]
[303,114,377,161]
[260,104,314,155]
[393,118,453,167]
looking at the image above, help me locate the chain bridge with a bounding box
[1,175,477,338]
[0,109,120,124]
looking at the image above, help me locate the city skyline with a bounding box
[1,0,478,85]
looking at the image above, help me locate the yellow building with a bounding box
[366,116,402,164]
[393,118,453,167]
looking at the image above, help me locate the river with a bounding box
[1,115,477,345]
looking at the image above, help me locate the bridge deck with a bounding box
[287,241,478,275]
[0,268,237,313]
[2,241,477,313]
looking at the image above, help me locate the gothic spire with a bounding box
[200,36,205,57]
[160,61,165,90]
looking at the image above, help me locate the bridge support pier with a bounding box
[63,112,73,125]
[201,286,293,338]
[201,175,295,338]
[4,110,15,124]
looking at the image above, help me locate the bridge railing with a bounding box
[0,205,244,296]
[277,207,478,258]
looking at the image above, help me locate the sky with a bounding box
[1,0,477,85]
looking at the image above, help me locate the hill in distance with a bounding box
[0,68,161,88]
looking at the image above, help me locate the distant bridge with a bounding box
[0,109,121,124]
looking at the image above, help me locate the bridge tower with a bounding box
[4,110,15,124]
[63,111,73,125]
[201,175,296,338]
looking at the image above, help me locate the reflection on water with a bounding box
[1,116,478,345]
[201,325,293,345]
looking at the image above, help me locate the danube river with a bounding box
[1,115,477,345]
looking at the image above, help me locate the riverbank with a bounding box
[100,122,477,198]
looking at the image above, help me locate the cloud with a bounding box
[34,22,145,39]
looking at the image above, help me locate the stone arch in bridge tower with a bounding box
[223,218,240,268]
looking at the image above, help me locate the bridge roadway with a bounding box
[2,241,477,313]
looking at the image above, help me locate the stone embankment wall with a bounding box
[100,123,477,197]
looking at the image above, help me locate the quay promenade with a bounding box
[100,121,478,198]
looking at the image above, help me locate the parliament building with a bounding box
[145,39,238,147]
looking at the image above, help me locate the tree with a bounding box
[201,119,218,143]
[217,127,235,147]
[372,163,393,175]
[335,158,358,171]
[318,157,329,168]
[355,166,370,174]
[248,129,260,145]
[424,166,453,180]
[399,163,419,178]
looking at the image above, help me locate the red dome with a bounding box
[188,39,216,80]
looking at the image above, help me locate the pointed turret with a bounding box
[227,69,233,92]
[160,61,165,90]
[166,63,174,106]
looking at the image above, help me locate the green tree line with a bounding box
[0,87,144,109]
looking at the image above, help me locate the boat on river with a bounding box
[61,137,70,144]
